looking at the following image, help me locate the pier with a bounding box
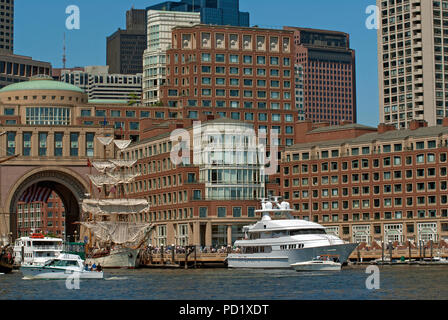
[139,246,228,269]
[137,241,448,269]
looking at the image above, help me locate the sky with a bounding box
[14,0,379,127]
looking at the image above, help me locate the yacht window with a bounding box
[289,229,326,236]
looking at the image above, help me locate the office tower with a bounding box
[285,27,357,125]
[377,0,448,128]
[126,8,147,33]
[107,8,147,75]
[146,0,249,27]
[143,10,201,105]
[0,0,13,54]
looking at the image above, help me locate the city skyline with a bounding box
[13,0,378,126]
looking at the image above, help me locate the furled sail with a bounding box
[109,160,137,168]
[88,174,118,187]
[80,221,152,247]
[106,172,140,184]
[97,136,114,146]
[92,161,116,173]
[114,140,132,150]
[82,199,150,216]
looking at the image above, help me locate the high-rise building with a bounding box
[285,27,357,125]
[143,10,201,106]
[146,0,249,27]
[126,8,147,33]
[377,0,448,129]
[0,0,14,54]
[160,24,299,147]
[107,8,147,75]
[0,0,52,88]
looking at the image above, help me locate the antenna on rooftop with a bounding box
[63,33,67,69]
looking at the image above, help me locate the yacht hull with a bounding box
[85,248,139,269]
[21,267,103,280]
[291,261,342,272]
[227,243,358,269]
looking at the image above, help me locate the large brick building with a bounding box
[281,119,448,247]
[159,24,300,148]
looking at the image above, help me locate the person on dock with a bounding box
[97,263,102,272]
[92,262,97,271]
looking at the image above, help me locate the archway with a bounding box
[7,168,88,240]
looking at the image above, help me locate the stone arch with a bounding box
[6,167,89,240]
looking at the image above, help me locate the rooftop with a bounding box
[0,76,85,94]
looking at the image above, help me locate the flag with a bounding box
[87,158,92,168]
[19,185,52,203]
[102,115,107,127]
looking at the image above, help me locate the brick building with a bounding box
[16,191,65,238]
[122,117,268,247]
[159,24,300,149]
[281,119,448,247]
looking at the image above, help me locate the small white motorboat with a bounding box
[20,253,103,280]
[291,255,342,272]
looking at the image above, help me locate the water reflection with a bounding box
[0,266,448,300]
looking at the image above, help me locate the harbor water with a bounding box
[1,265,448,300]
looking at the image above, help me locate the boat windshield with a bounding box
[45,259,78,267]
[290,229,326,236]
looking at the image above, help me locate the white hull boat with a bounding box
[291,260,342,272]
[21,253,103,280]
[85,248,139,269]
[227,197,358,269]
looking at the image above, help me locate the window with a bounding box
[23,132,32,156]
[54,133,63,157]
[199,207,208,218]
[6,132,15,155]
[38,132,47,156]
[70,133,79,157]
[233,207,242,218]
[86,133,94,157]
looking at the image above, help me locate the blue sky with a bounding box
[14,0,379,126]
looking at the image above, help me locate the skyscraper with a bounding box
[143,10,201,105]
[377,0,448,128]
[285,27,357,125]
[146,0,249,27]
[107,8,147,75]
[0,0,14,54]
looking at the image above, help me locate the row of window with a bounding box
[7,132,95,157]
[286,144,447,162]
[82,109,150,118]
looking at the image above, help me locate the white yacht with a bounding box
[13,234,63,266]
[291,256,342,272]
[21,253,103,280]
[227,198,358,269]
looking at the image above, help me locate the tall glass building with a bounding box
[146,0,249,27]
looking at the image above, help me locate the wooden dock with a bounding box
[139,247,228,269]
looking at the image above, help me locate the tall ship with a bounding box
[79,137,152,269]
[227,197,358,269]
